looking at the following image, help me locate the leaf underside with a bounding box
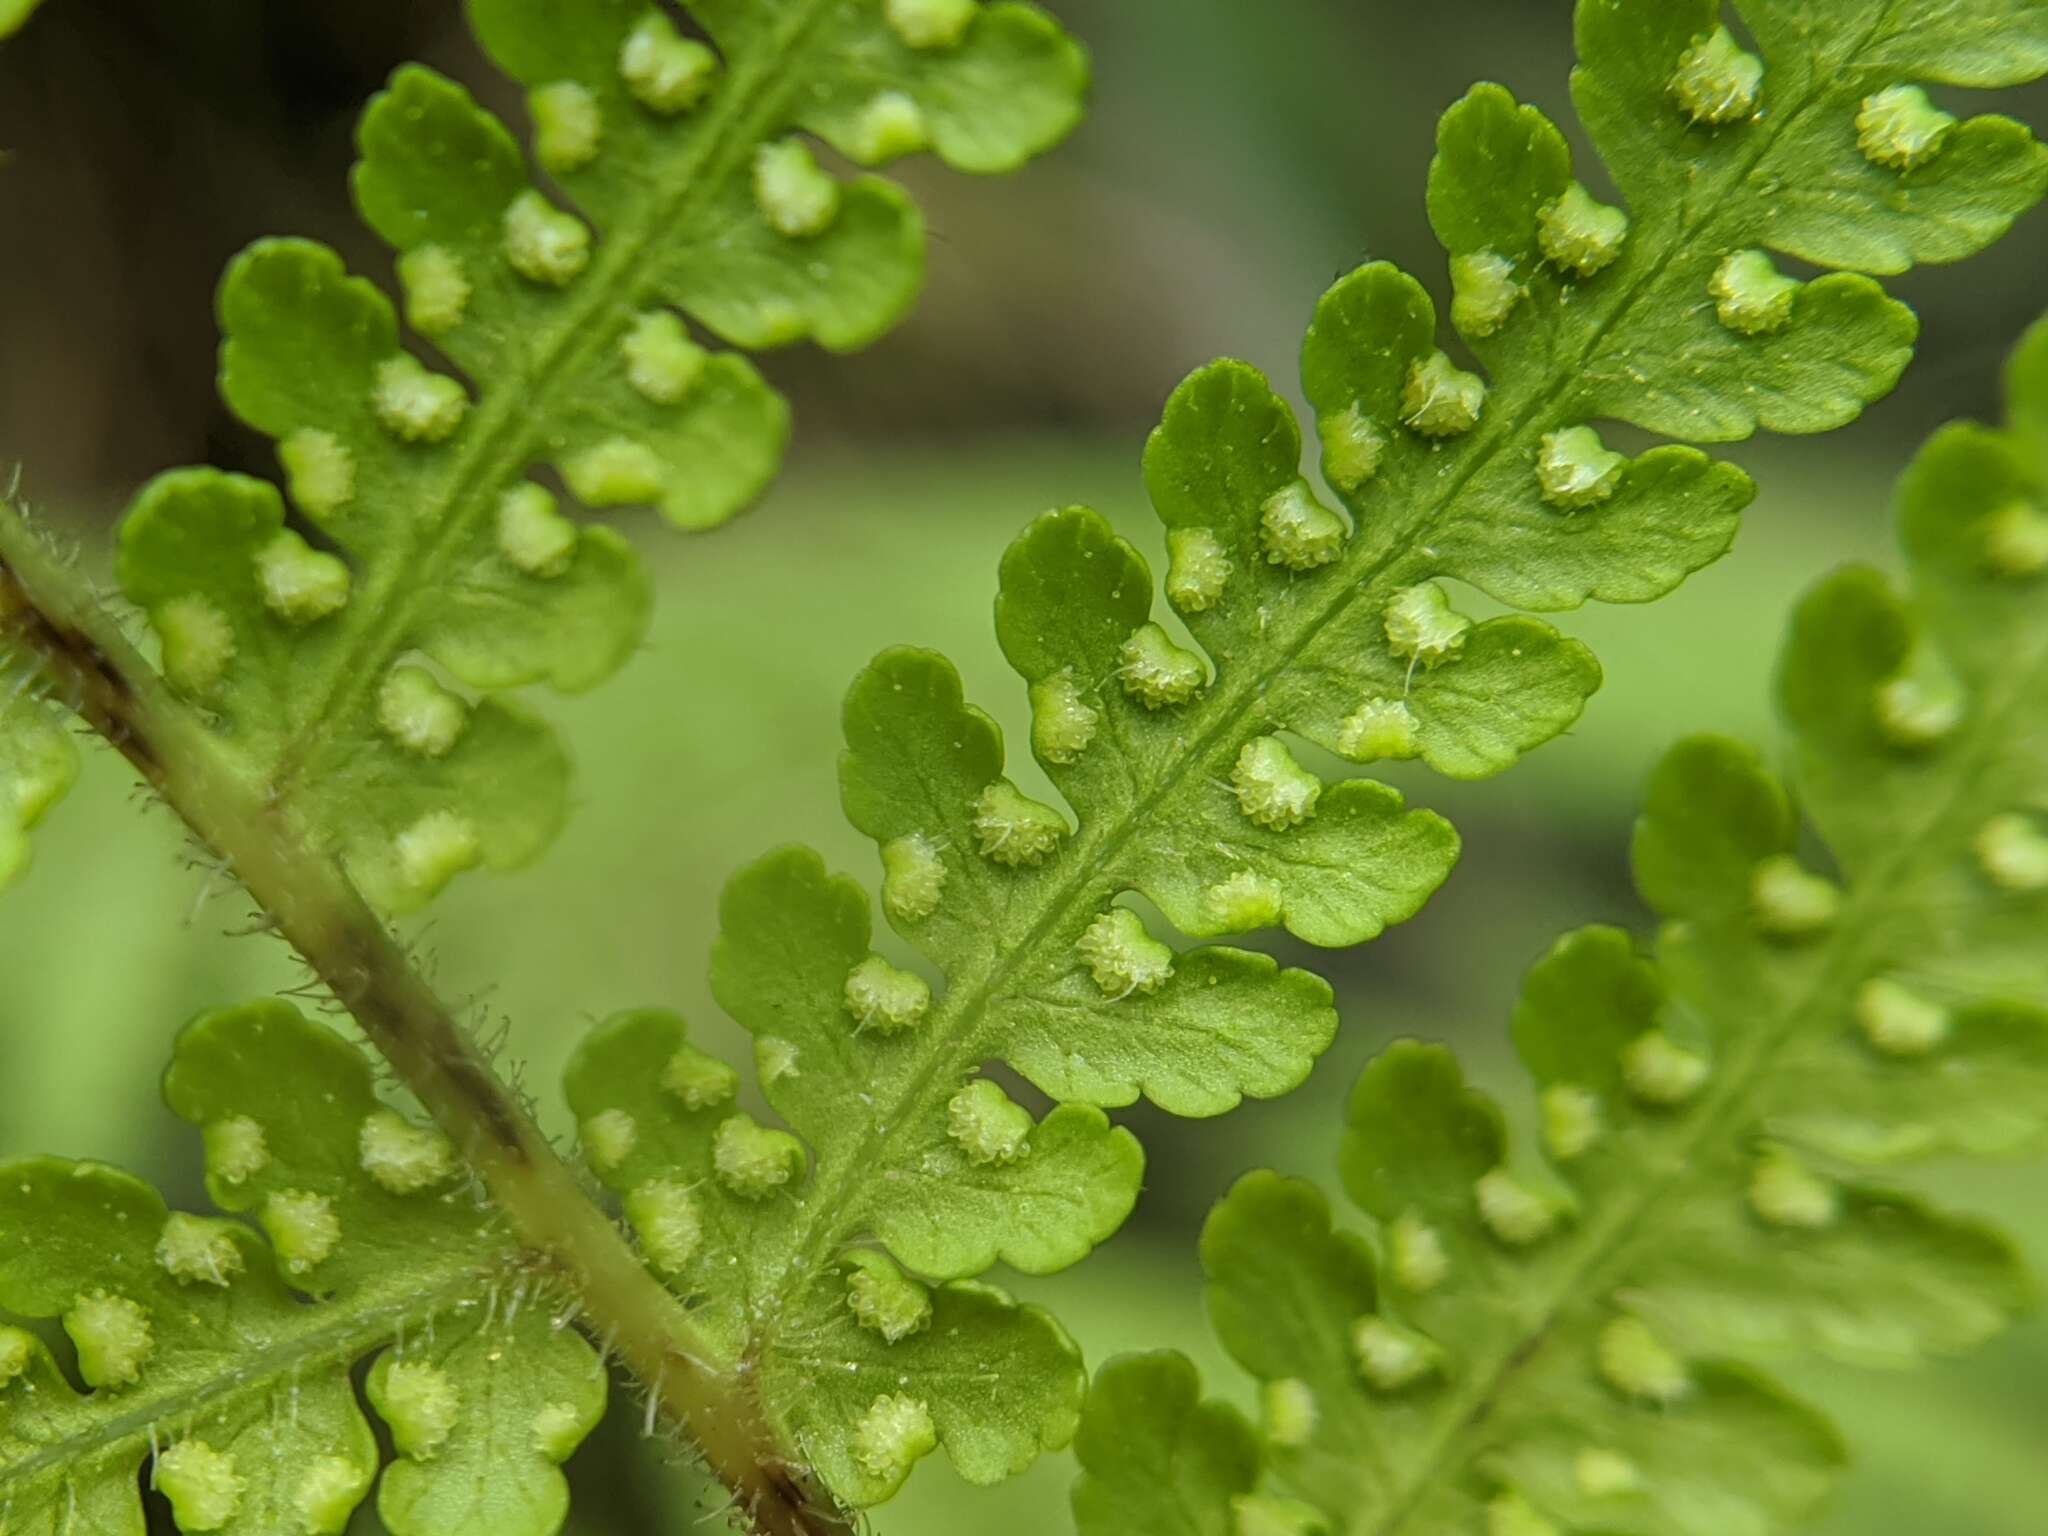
[2,0,1087,910]
[1073,312,2048,1536]
[6,0,2047,1525]
[563,0,2047,1512]
[0,1002,601,1536]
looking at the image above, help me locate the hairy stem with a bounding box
[0,504,852,1536]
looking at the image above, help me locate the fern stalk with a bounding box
[0,509,853,1536]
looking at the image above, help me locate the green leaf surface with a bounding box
[0,695,76,888]
[566,0,2044,1512]
[49,0,1088,913]
[0,0,43,39]
[562,1001,1113,1507]
[1073,310,2048,1536]
[1071,1352,1258,1536]
[0,1002,601,1535]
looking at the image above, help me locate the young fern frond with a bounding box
[0,1003,603,1536]
[1072,314,2048,1536]
[0,0,1085,911]
[556,0,2047,1513]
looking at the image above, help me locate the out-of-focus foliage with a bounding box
[0,0,45,40]
[0,694,73,885]
[1074,314,2048,1536]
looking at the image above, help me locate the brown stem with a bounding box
[0,510,853,1536]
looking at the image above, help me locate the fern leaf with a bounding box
[0,694,75,887]
[0,0,43,39]
[0,1002,602,1535]
[557,0,2047,1511]
[565,998,1111,1508]
[12,0,1084,911]
[1073,311,2048,1536]
[1071,1351,1261,1536]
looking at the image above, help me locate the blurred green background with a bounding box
[2,2,2044,1531]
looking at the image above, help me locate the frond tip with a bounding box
[0,1002,604,1535]
[1071,308,2048,1536]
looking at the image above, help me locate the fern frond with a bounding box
[0,0,1085,909]
[0,1001,604,1535]
[1073,311,2048,1536]
[559,0,2047,1513]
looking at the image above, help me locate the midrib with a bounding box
[765,30,1832,1345]
[1,1252,519,1484]
[1364,603,2048,1536]
[268,0,842,795]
